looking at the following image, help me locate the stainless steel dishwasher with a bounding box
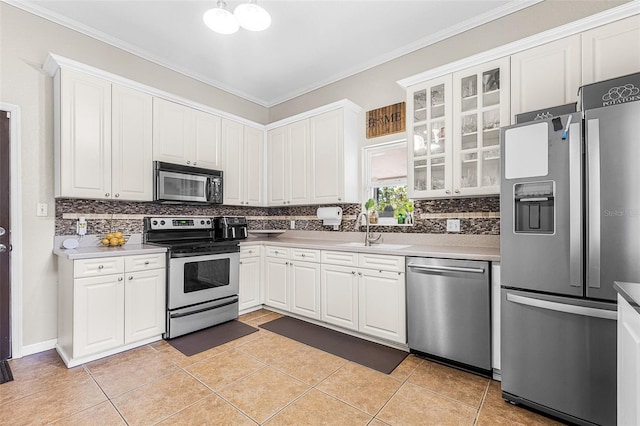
[406,257,491,374]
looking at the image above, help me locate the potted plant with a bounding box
[364,198,378,224]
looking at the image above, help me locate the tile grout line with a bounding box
[473,380,492,425]
[81,365,130,425]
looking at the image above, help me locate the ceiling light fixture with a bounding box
[203,0,271,35]
[203,0,239,35]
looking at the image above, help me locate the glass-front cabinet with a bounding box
[408,75,453,198]
[452,58,509,196]
[407,57,509,198]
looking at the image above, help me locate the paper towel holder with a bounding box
[317,207,342,230]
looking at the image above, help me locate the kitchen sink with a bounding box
[338,242,410,250]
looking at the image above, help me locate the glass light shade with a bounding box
[203,5,239,35]
[234,1,271,31]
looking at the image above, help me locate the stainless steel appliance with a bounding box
[215,216,248,241]
[144,216,247,338]
[406,257,491,375]
[154,161,223,204]
[500,72,640,426]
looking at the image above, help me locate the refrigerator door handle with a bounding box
[406,263,485,274]
[506,293,616,320]
[586,118,601,289]
[569,122,582,288]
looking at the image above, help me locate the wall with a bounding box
[0,0,628,350]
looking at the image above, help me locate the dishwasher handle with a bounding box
[406,263,485,274]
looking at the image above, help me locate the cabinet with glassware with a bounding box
[56,253,166,367]
[407,57,509,198]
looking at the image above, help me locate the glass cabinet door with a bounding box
[452,58,510,196]
[408,75,453,198]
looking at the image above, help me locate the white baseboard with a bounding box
[21,339,58,357]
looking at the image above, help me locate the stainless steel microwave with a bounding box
[154,161,223,204]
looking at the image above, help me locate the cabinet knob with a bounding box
[187,161,191,165]
[301,253,306,257]
[118,277,123,281]
[379,270,382,273]
[352,271,356,275]
[115,193,120,198]
[358,272,362,276]
[105,193,110,197]
[445,190,451,195]
[454,189,461,194]
[193,162,197,166]
[144,261,150,265]
[98,265,104,269]
[128,276,133,280]
[239,260,243,264]
[285,261,289,265]
[338,198,342,201]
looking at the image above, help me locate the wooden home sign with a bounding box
[366,102,406,138]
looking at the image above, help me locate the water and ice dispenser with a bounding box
[513,181,555,234]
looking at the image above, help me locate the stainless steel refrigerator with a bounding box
[500,72,640,426]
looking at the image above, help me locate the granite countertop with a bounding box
[614,281,640,314]
[241,230,500,262]
[53,234,167,260]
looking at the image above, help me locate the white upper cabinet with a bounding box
[55,68,153,201]
[267,119,310,206]
[407,58,509,198]
[58,68,112,200]
[222,119,264,206]
[153,97,222,169]
[452,58,509,196]
[510,35,582,120]
[582,15,640,85]
[408,75,453,199]
[111,84,153,201]
[309,107,360,204]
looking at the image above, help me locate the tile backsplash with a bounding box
[55,197,500,236]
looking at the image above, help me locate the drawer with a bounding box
[125,253,166,272]
[291,248,321,263]
[358,253,405,272]
[265,246,289,258]
[74,257,125,278]
[240,245,262,258]
[321,250,358,267]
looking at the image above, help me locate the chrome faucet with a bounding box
[355,211,382,246]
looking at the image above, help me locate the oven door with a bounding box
[168,252,239,310]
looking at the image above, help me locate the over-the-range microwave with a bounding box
[154,161,223,204]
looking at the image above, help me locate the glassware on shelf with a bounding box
[414,165,427,191]
[414,90,427,110]
[482,148,500,186]
[429,120,445,154]
[431,84,445,106]
[414,110,427,122]
[482,69,500,92]
[413,125,428,156]
[461,152,478,188]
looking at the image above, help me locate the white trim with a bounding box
[0,103,23,359]
[7,0,541,108]
[56,335,161,368]
[265,99,362,130]
[397,2,640,88]
[43,53,266,130]
[21,338,56,357]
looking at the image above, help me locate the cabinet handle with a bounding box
[445,190,451,195]
[187,161,191,165]
[454,189,461,194]
[338,198,342,201]
[98,265,104,269]
[285,261,289,265]
[118,277,123,281]
[105,193,110,197]
[239,260,243,264]
[352,271,356,275]
[144,261,150,265]
[115,193,120,198]
[358,272,362,276]
[128,276,133,280]
[301,254,306,257]
[193,162,197,166]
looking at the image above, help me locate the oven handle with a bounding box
[170,297,239,319]
[170,250,239,259]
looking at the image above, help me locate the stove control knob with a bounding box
[160,220,165,226]
[201,220,205,225]
[152,220,158,226]
[206,220,211,225]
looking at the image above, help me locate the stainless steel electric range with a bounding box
[143,216,247,339]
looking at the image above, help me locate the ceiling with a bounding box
[13,0,540,107]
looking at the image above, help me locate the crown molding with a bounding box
[397,1,640,88]
[265,99,362,130]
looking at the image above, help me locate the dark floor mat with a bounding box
[260,316,407,374]
[0,360,13,384]
[167,320,258,357]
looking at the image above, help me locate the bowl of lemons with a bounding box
[100,231,128,247]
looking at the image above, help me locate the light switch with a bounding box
[36,203,48,217]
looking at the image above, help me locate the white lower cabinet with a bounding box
[618,293,640,426]
[321,264,359,330]
[57,252,166,367]
[239,245,262,312]
[321,251,406,344]
[264,248,290,311]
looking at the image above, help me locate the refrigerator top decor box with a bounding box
[515,103,577,124]
[580,72,640,110]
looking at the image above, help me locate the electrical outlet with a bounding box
[447,219,460,232]
[290,220,295,230]
[36,203,48,217]
[76,217,87,236]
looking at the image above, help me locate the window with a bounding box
[363,140,413,225]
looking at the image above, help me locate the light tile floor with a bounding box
[0,309,564,425]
